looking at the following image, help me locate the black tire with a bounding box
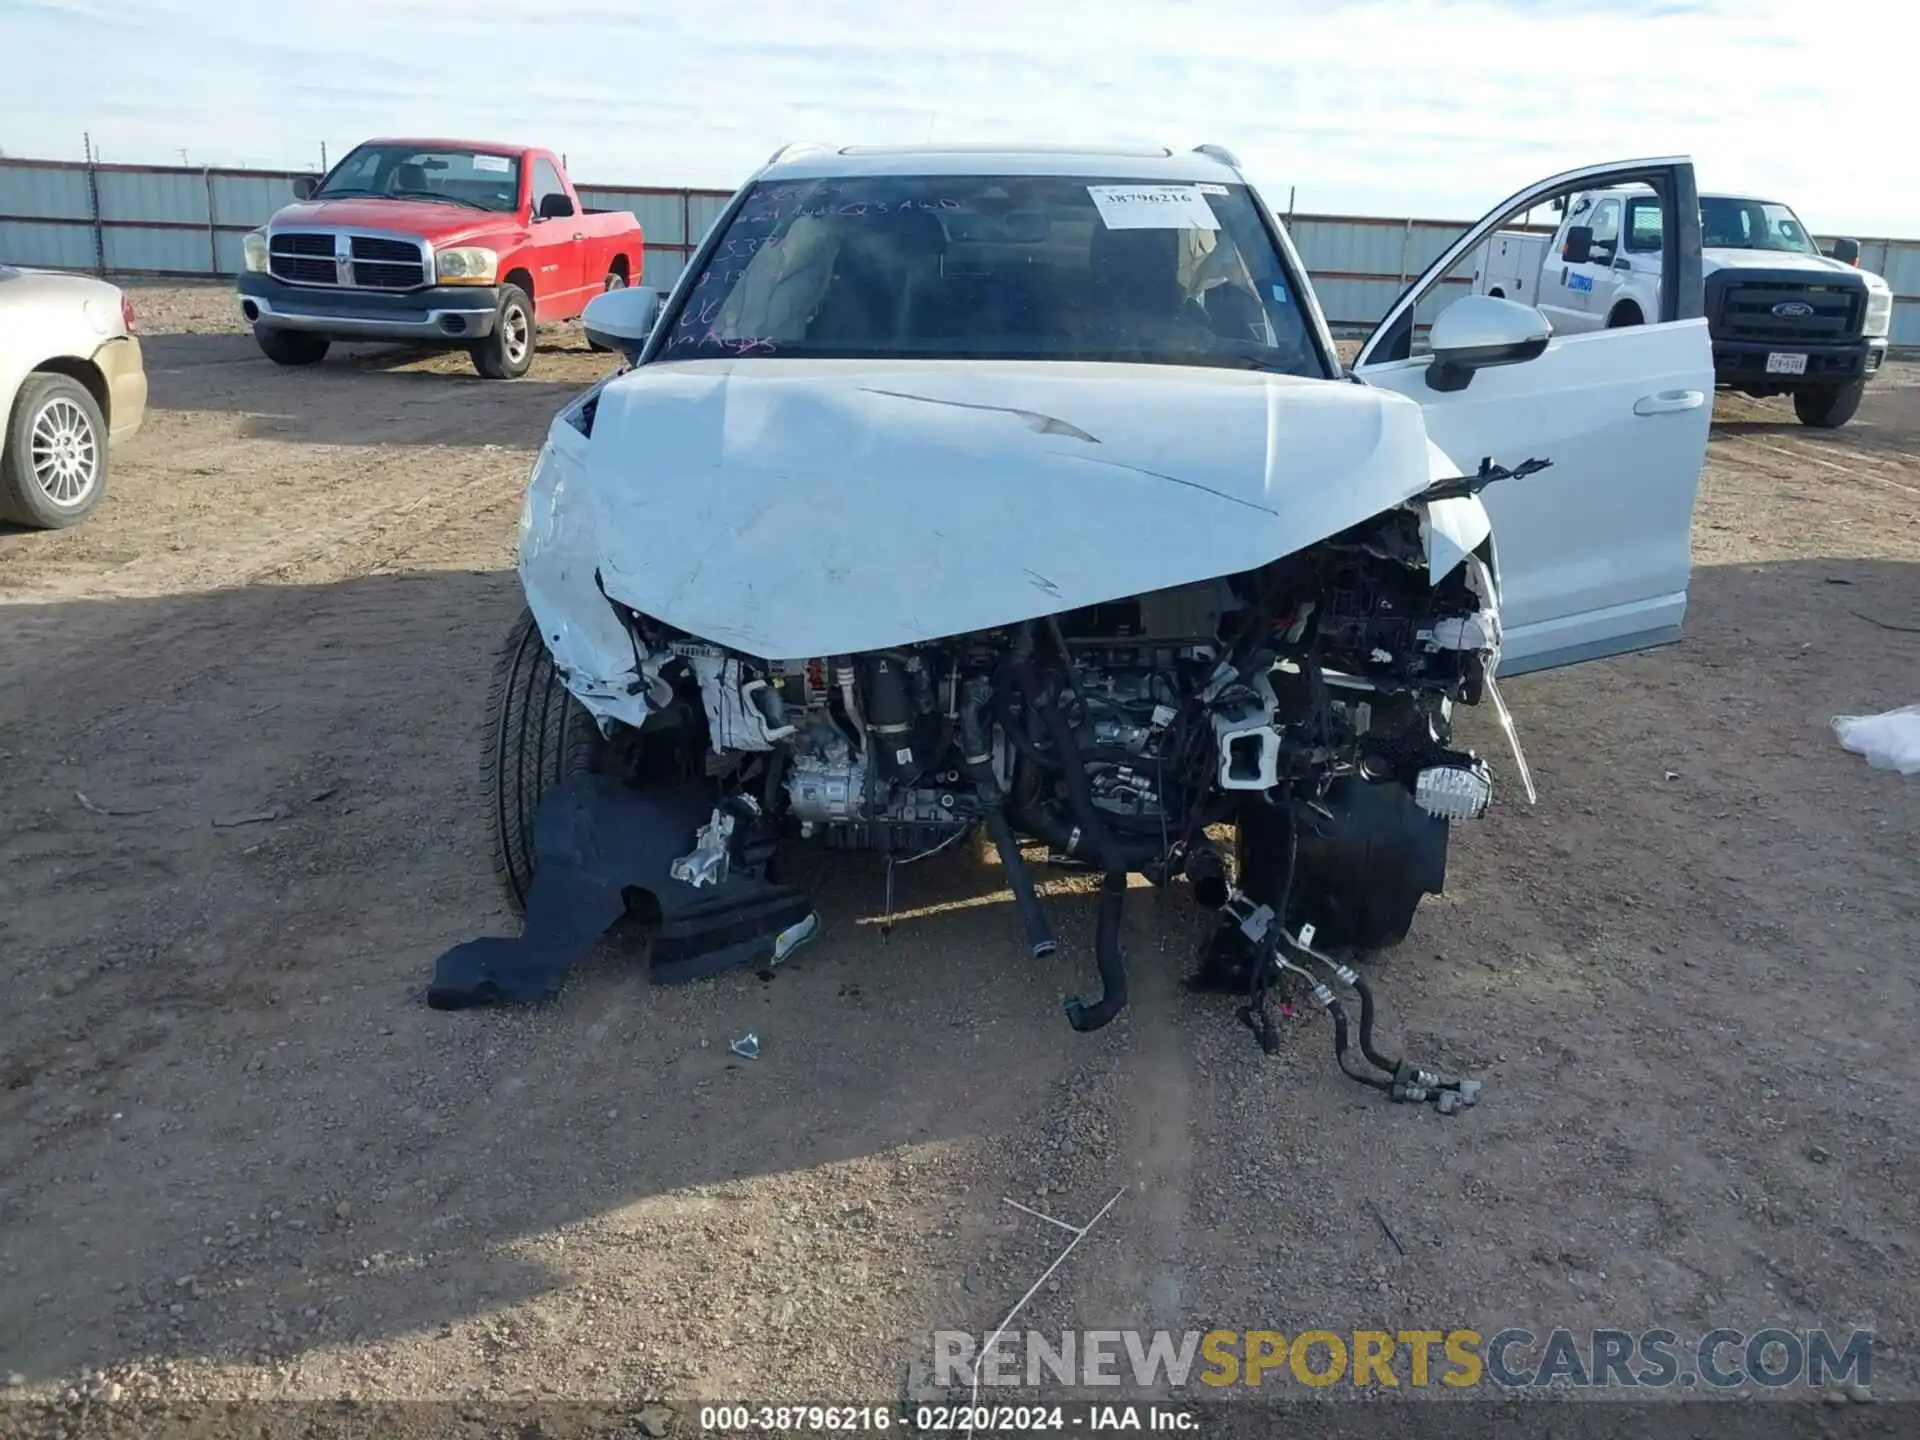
[1794,379,1865,429]
[1234,780,1448,953]
[254,326,330,366]
[1606,304,1644,329]
[587,270,627,353]
[0,373,109,529]
[487,607,603,911]
[473,284,535,379]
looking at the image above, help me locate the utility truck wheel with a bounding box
[1794,380,1864,429]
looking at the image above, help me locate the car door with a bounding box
[1569,195,1624,327]
[1352,157,1711,676]
[526,156,586,320]
[1533,196,1591,333]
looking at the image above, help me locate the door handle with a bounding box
[573,231,585,241]
[1633,389,1706,416]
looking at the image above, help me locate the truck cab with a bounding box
[1474,186,1893,427]
[236,139,645,379]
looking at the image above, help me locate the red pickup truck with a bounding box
[235,139,643,378]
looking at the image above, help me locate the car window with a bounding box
[532,159,568,215]
[314,144,522,214]
[1625,197,1663,253]
[655,173,1325,376]
[1700,197,1819,254]
[1588,199,1621,250]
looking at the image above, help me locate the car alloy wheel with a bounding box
[29,394,100,508]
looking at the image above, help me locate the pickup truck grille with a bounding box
[1713,280,1860,344]
[268,232,429,291]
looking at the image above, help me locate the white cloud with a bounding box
[2,0,1915,234]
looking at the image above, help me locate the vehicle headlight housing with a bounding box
[434,246,499,285]
[1863,279,1893,339]
[242,230,269,274]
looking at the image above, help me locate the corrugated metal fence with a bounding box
[4,156,1917,344]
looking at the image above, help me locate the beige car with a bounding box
[0,265,147,529]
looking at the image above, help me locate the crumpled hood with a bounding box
[522,358,1441,665]
[1701,247,1868,280]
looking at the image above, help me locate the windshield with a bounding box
[657,173,1324,375]
[315,144,522,213]
[1700,197,1818,254]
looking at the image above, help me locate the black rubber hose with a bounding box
[989,681,1052,768]
[1330,999,1395,1091]
[986,808,1056,957]
[1064,870,1130,1033]
[1012,657,1125,870]
[1350,974,1403,1077]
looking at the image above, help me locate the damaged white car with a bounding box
[431,145,1712,1105]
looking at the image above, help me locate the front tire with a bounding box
[254,326,330,366]
[0,373,109,529]
[587,270,626,352]
[486,608,604,911]
[473,285,535,379]
[1794,379,1865,429]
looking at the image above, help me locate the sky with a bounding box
[4,0,1917,236]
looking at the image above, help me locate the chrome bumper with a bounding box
[242,293,498,342]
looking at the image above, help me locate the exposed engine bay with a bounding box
[433,496,1528,1113]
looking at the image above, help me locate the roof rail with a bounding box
[1192,143,1242,170]
[764,141,834,167]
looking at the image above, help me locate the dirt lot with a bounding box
[1,284,1916,1424]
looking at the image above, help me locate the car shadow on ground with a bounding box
[0,553,1914,1383]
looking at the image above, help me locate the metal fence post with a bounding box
[83,131,105,275]
[203,167,219,275]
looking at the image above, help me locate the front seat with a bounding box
[390,162,431,195]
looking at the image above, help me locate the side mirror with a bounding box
[291,175,319,200]
[582,285,661,358]
[1562,225,1594,265]
[537,193,576,220]
[1426,295,1552,393]
[1829,237,1860,267]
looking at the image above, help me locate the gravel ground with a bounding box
[0,284,1915,1431]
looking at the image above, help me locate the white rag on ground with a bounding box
[1832,705,1920,775]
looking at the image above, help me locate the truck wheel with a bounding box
[486,607,604,911]
[1793,379,1865,429]
[587,270,626,352]
[254,326,330,366]
[0,373,109,529]
[473,285,535,379]
[1606,303,1643,328]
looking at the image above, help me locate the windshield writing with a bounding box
[659,174,1323,375]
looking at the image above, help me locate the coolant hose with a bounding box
[1064,870,1130,1033]
[1330,998,1395,1092]
[1351,974,1402,1077]
[987,808,1056,958]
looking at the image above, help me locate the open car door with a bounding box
[1352,158,1712,675]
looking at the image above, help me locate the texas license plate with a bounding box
[1766,352,1808,375]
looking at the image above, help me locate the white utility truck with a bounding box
[1474,188,1893,427]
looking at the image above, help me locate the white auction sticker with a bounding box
[1087,184,1219,231]
[471,154,513,173]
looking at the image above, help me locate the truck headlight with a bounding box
[434,246,499,285]
[1863,281,1893,339]
[242,230,269,274]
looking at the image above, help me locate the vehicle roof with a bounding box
[759,143,1246,183]
[356,137,538,157]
